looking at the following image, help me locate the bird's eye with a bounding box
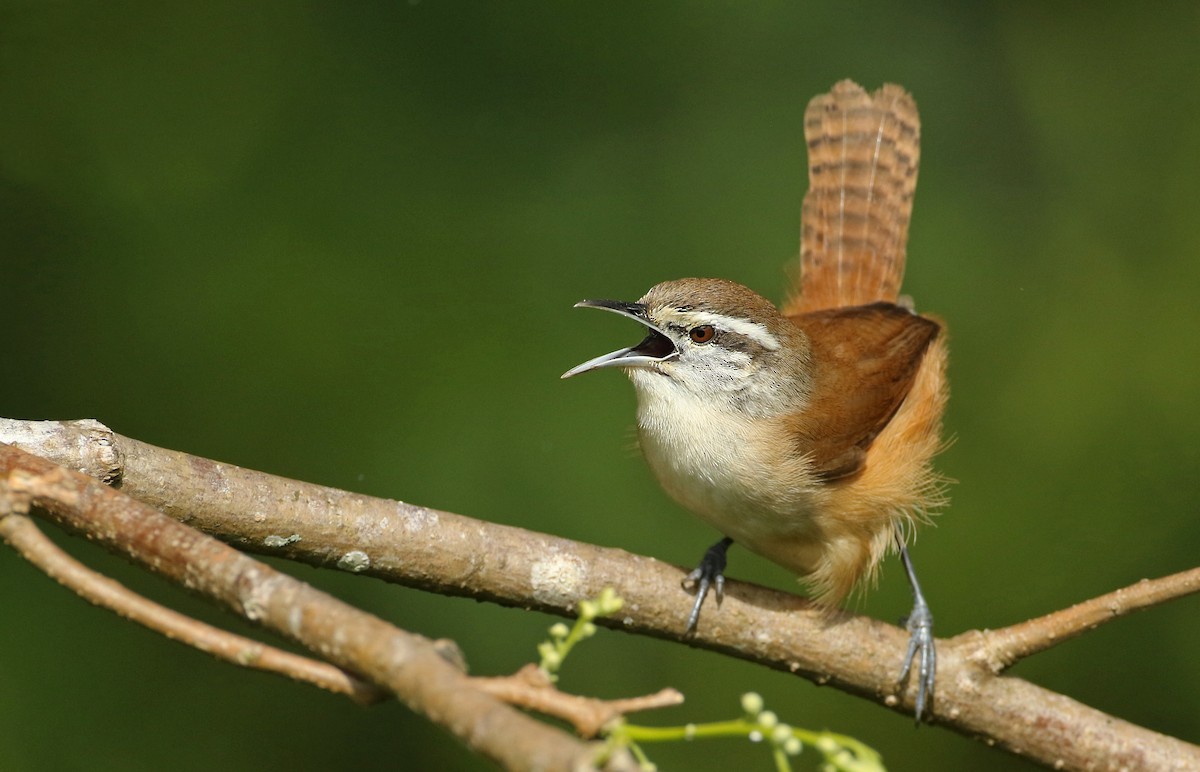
[689,325,716,344]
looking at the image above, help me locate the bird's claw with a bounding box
[682,537,732,634]
[898,594,937,722]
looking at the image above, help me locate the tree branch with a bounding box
[970,568,1200,671]
[0,438,636,772]
[3,418,1199,771]
[0,508,387,705]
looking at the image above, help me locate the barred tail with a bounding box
[785,80,921,314]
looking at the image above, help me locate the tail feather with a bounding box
[785,80,921,314]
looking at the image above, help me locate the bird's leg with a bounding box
[681,536,733,634]
[897,536,936,722]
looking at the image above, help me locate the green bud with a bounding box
[816,736,839,754]
[597,587,624,614]
[740,692,764,715]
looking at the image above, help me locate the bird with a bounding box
[562,79,947,719]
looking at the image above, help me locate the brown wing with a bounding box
[787,303,940,480]
[785,80,921,315]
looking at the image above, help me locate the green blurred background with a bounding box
[2,3,1198,770]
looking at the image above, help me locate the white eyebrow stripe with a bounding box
[682,311,781,350]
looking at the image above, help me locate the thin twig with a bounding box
[967,567,1200,671]
[471,664,684,738]
[0,508,387,705]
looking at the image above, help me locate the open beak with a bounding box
[561,299,677,379]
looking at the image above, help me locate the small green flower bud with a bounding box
[816,736,839,754]
[597,587,624,614]
[740,692,764,715]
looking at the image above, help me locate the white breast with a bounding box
[631,374,821,546]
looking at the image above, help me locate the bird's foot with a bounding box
[681,537,733,634]
[898,591,937,722]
